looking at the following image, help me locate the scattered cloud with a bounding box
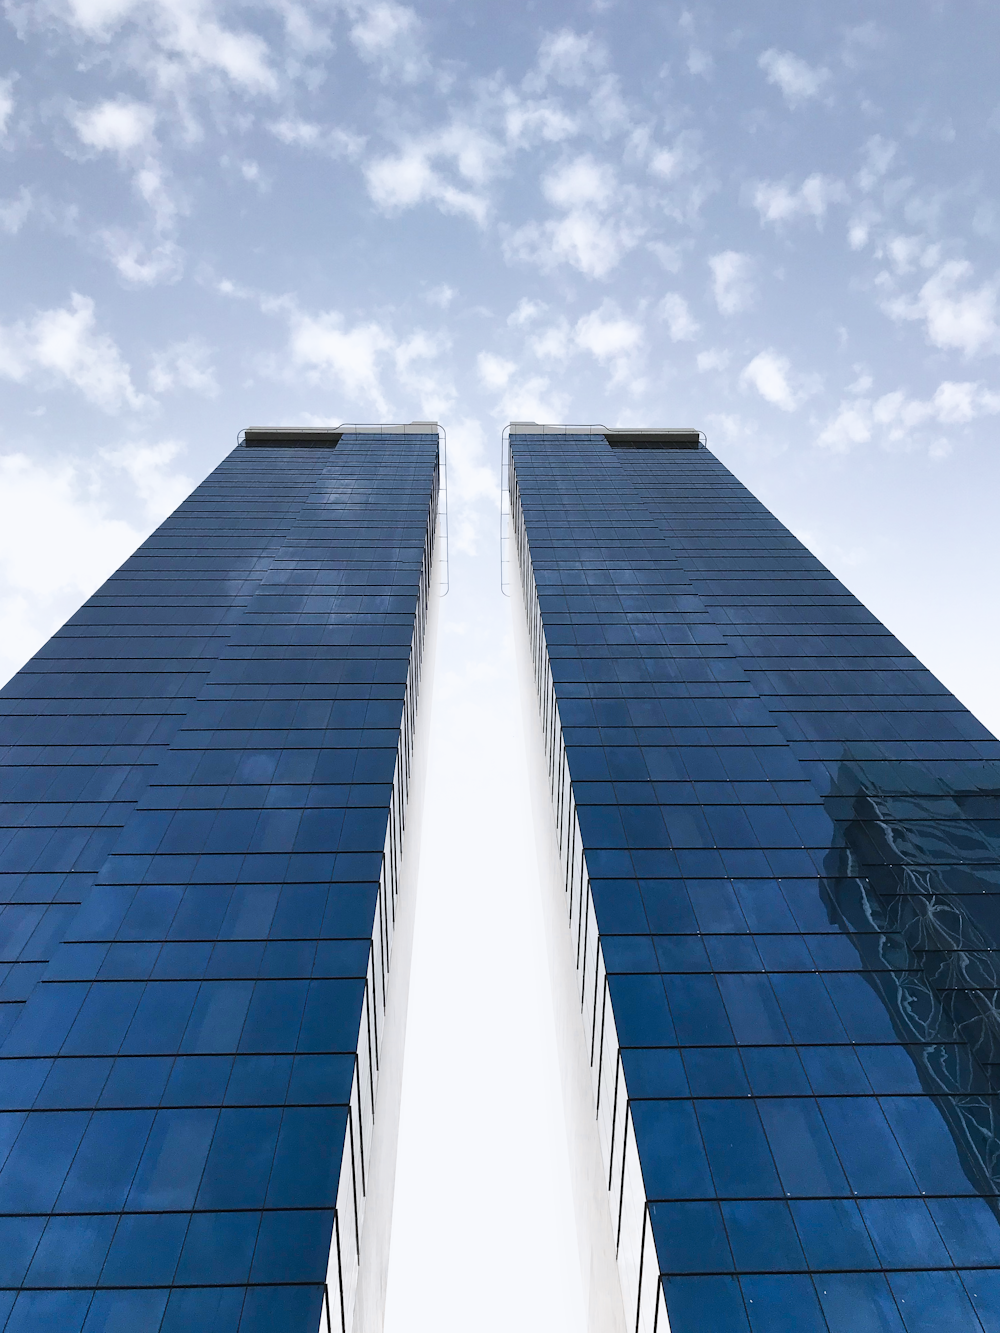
[758,48,831,106]
[348,1,428,83]
[424,284,455,309]
[856,135,896,191]
[740,349,816,411]
[818,379,1000,451]
[697,349,729,372]
[0,293,149,412]
[149,337,218,395]
[99,438,193,519]
[0,188,32,235]
[530,29,606,90]
[751,174,847,227]
[283,306,394,413]
[505,154,639,279]
[477,352,516,391]
[0,77,13,137]
[574,304,643,384]
[883,260,999,357]
[72,97,156,157]
[365,124,501,226]
[268,119,365,157]
[659,293,699,341]
[709,251,755,315]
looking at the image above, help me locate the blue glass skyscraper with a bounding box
[508,423,1000,1333]
[0,425,441,1333]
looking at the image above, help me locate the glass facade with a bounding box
[0,427,440,1332]
[509,424,1000,1333]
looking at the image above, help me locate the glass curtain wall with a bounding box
[509,424,1000,1333]
[0,428,439,1333]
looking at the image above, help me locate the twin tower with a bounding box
[0,423,998,1333]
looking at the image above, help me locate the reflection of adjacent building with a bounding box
[822,761,1000,1206]
[510,421,1000,1333]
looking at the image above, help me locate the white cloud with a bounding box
[818,380,1000,451]
[150,337,217,395]
[269,119,365,158]
[0,77,14,137]
[30,0,276,94]
[477,352,515,391]
[99,438,193,519]
[531,29,606,89]
[529,320,571,362]
[283,308,393,413]
[740,350,815,411]
[508,299,546,326]
[574,305,643,385]
[73,98,156,156]
[0,293,148,412]
[502,94,577,150]
[709,251,755,315]
[751,174,847,227]
[686,48,713,77]
[856,135,896,191]
[0,450,144,683]
[100,232,183,286]
[349,1,428,82]
[697,349,729,372]
[365,124,502,226]
[0,188,32,235]
[499,374,568,424]
[440,417,496,555]
[506,154,638,280]
[884,260,999,357]
[542,155,614,210]
[393,330,454,417]
[659,293,699,341]
[424,284,455,309]
[758,48,831,106]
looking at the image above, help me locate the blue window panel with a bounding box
[859,1197,952,1268]
[661,1276,750,1333]
[662,975,733,1045]
[697,1101,782,1198]
[607,975,675,1046]
[56,1109,154,1211]
[739,1274,827,1333]
[819,1098,917,1195]
[35,1056,113,1108]
[196,1107,282,1209]
[621,1049,688,1098]
[681,1048,750,1097]
[265,1105,348,1208]
[756,1098,849,1196]
[814,1273,906,1333]
[963,1270,1000,1333]
[237,1285,325,1333]
[99,1212,188,1285]
[81,1288,170,1333]
[740,1046,810,1097]
[790,1199,879,1271]
[250,1209,332,1283]
[717,974,789,1044]
[126,1108,219,1210]
[159,1287,245,1333]
[173,1211,261,1285]
[120,981,200,1053]
[722,1201,806,1272]
[631,1101,715,1200]
[880,1096,982,1195]
[649,1201,733,1275]
[179,981,255,1053]
[0,1214,45,1285]
[4,1290,91,1333]
[25,1213,117,1286]
[0,1111,89,1210]
[161,1055,233,1106]
[225,1053,294,1106]
[886,1270,985,1333]
[929,1197,1000,1266]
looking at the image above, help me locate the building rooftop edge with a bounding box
[241,421,441,447]
[507,422,705,448]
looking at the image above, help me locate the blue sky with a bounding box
[2,2,999,1327]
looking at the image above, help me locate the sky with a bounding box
[1,0,999,1328]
